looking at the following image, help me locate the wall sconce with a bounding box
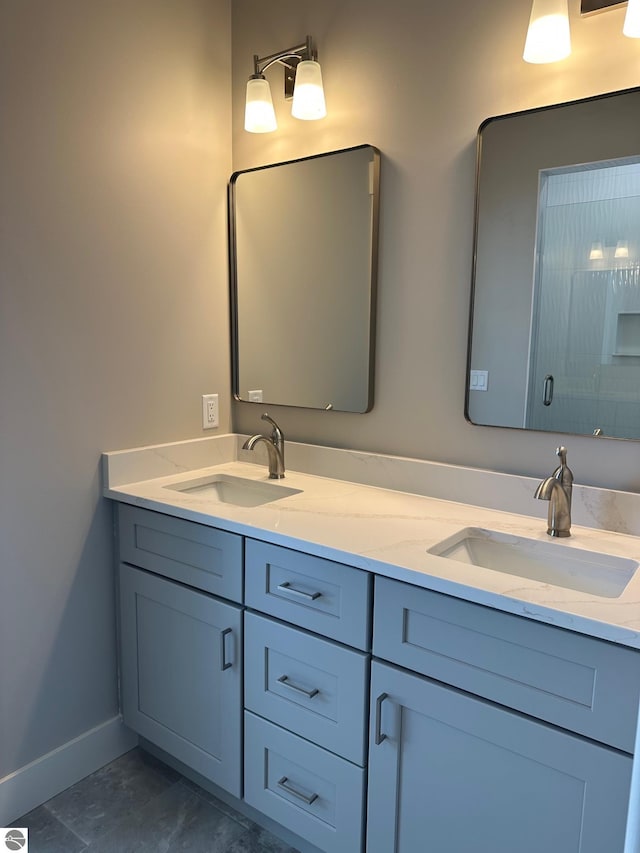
[244,35,326,133]
[524,0,640,64]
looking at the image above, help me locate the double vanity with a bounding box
[103,434,640,853]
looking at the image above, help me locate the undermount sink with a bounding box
[164,473,302,508]
[428,527,638,598]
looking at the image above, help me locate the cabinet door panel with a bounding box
[119,504,243,602]
[119,563,242,796]
[367,661,632,853]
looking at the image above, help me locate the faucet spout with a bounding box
[242,413,286,479]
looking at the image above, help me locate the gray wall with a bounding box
[231,0,640,490]
[0,0,231,779]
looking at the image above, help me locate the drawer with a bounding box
[374,576,640,753]
[245,539,371,650]
[244,612,370,765]
[244,712,365,853]
[118,504,243,603]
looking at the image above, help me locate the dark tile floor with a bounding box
[15,748,299,853]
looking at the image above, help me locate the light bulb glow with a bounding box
[291,60,326,121]
[615,241,629,259]
[624,0,640,37]
[589,243,604,260]
[244,77,277,133]
[523,0,571,64]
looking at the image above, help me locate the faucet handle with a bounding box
[553,445,573,489]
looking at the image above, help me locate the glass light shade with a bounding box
[523,0,571,64]
[589,242,604,260]
[624,0,640,37]
[244,77,277,133]
[615,241,629,258]
[291,60,327,120]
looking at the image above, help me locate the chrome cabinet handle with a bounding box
[543,374,554,407]
[277,674,319,699]
[220,628,233,671]
[375,693,388,745]
[276,581,322,601]
[277,776,319,805]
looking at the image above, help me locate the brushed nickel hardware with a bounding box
[277,674,320,699]
[276,581,322,601]
[220,628,233,671]
[375,692,389,745]
[243,413,285,478]
[277,776,319,805]
[534,446,573,537]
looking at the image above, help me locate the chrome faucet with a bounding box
[242,413,285,479]
[534,446,573,537]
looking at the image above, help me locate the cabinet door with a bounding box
[367,661,632,853]
[119,563,242,796]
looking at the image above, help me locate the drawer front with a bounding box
[245,539,371,649]
[374,576,640,753]
[245,612,370,765]
[118,504,243,602]
[244,712,365,853]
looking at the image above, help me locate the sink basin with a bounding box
[428,528,638,598]
[164,473,302,508]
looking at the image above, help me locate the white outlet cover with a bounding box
[248,390,263,402]
[202,394,219,429]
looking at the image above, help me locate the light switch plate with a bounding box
[470,370,489,391]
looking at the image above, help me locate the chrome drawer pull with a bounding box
[277,776,319,805]
[277,674,320,699]
[276,581,322,601]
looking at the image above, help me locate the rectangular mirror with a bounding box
[229,144,380,412]
[467,87,640,440]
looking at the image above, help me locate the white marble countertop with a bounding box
[103,438,640,650]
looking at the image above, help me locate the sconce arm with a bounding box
[253,36,316,77]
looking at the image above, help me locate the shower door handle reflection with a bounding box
[543,374,554,407]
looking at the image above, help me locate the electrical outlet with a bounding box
[202,394,219,429]
[248,390,263,402]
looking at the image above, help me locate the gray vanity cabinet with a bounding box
[114,503,640,852]
[368,576,637,853]
[117,506,244,797]
[243,540,371,853]
[367,660,632,853]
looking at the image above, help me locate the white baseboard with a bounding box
[0,716,138,826]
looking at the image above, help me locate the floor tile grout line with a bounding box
[42,803,91,848]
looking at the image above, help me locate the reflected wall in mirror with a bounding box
[229,145,380,412]
[467,87,640,439]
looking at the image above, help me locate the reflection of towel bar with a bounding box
[543,375,554,406]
